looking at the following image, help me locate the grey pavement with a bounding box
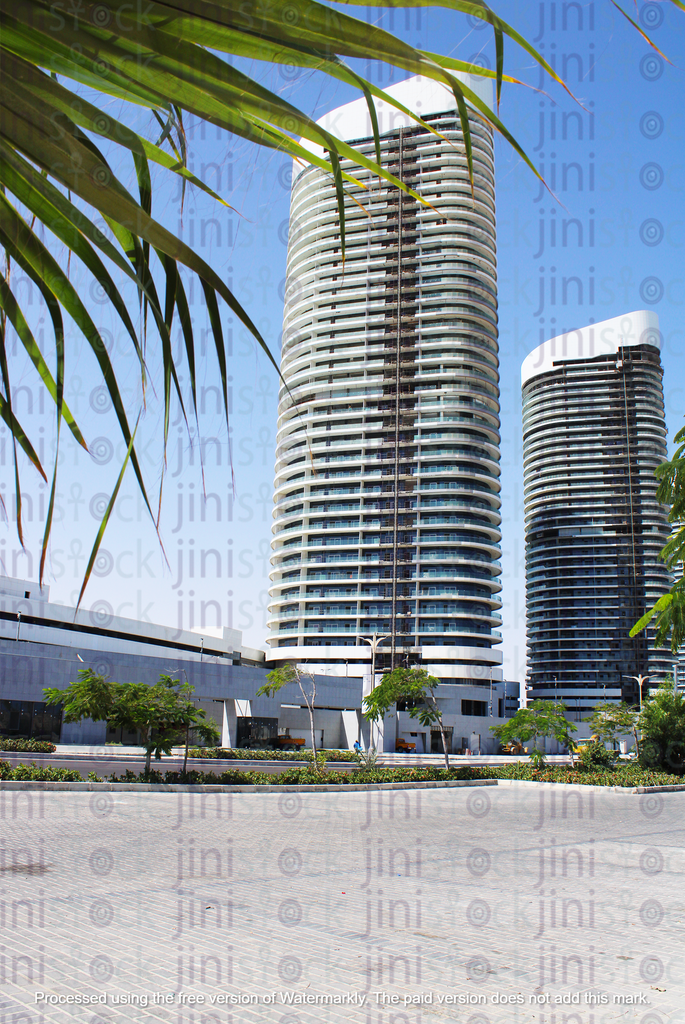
[1,783,683,1024]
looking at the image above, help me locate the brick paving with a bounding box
[1,783,683,1024]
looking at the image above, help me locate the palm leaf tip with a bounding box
[5,0,660,595]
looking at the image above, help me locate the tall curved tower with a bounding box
[266,75,503,688]
[522,311,674,711]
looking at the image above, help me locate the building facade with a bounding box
[521,311,674,712]
[0,575,511,752]
[266,76,503,693]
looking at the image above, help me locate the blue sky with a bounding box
[3,0,684,683]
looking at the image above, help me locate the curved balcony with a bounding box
[269,97,500,669]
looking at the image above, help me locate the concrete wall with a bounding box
[394,710,509,755]
[0,587,241,657]
[277,706,348,749]
[0,638,363,747]
[1,636,527,753]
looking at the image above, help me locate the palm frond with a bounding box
[0,0,587,601]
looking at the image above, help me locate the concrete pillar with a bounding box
[221,700,234,748]
[221,699,249,748]
[360,714,372,751]
[341,710,361,750]
[362,670,394,751]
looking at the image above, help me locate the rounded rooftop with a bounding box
[521,310,661,388]
[297,72,494,167]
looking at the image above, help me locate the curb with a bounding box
[0,778,498,794]
[494,779,685,794]
[3,778,684,795]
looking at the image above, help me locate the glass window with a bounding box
[0,700,63,743]
[461,699,488,717]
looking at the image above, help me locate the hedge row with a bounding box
[0,739,57,753]
[478,761,682,787]
[107,763,685,787]
[2,760,681,787]
[188,747,359,762]
[108,765,481,784]
[0,760,82,781]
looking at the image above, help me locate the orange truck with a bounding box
[276,735,306,750]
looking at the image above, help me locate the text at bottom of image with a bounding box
[33,989,653,1008]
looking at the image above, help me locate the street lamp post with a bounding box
[358,633,391,753]
[358,633,391,690]
[622,673,649,711]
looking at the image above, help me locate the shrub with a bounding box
[3,759,679,788]
[188,746,358,763]
[638,685,685,773]
[577,741,618,770]
[108,768,166,783]
[188,747,238,759]
[0,761,83,782]
[354,747,380,771]
[0,739,57,753]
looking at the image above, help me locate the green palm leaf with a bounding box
[0,0,591,602]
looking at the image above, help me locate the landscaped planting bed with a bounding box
[188,747,359,762]
[2,759,682,787]
[476,761,682,787]
[0,739,57,753]
[0,761,83,782]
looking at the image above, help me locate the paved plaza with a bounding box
[1,782,683,1023]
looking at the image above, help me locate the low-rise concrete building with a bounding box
[0,576,512,753]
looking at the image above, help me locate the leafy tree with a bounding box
[362,667,451,769]
[257,662,319,758]
[637,682,685,773]
[490,700,576,767]
[43,667,117,722]
[631,424,685,653]
[44,669,219,774]
[583,701,640,755]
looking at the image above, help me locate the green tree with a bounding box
[44,669,219,774]
[490,700,576,767]
[257,662,319,757]
[583,701,640,756]
[631,424,685,653]
[362,667,451,769]
[637,681,685,773]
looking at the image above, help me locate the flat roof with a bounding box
[521,310,661,387]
